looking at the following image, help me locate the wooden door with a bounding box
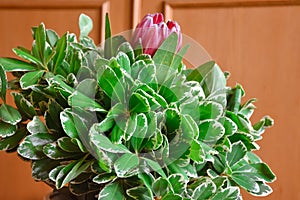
[1,0,299,199]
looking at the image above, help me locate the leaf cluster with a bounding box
[0,14,275,199]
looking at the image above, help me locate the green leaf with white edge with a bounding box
[186,61,226,96]
[32,158,60,181]
[138,172,155,199]
[170,44,189,71]
[94,117,115,133]
[46,29,59,47]
[230,173,259,193]
[143,129,163,150]
[226,111,252,133]
[153,33,178,67]
[20,70,44,90]
[0,58,36,71]
[124,114,137,141]
[35,23,47,63]
[110,35,127,58]
[93,172,116,184]
[12,92,36,119]
[138,84,168,108]
[181,163,198,178]
[152,177,169,197]
[207,169,219,179]
[180,97,200,123]
[90,132,130,153]
[98,182,125,200]
[249,181,273,197]
[198,119,225,143]
[215,136,232,152]
[126,186,152,200]
[90,124,130,153]
[129,92,150,113]
[69,50,82,75]
[0,64,7,101]
[167,161,189,182]
[76,78,97,98]
[117,42,135,64]
[27,116,47,134]
[45,99,63,131]
[227,84,244,113]
[131,113,148,152]
[212,154,227,174]
[56,157,91,189]
[114,153,139,177]
[68,91,106,112]
[0,104,22,125]
[0,121,17,138]
[233,163,276,183]
[161,194,182,200]
[49,165,64,182]
[43,142,83,160]
[79,13,93,39]
[211,187,241,200]
[98,65,124,102]
[0,127,27,150]
[110,124,124,144]
[46,74,74,98]
[138,64,156,83]
[246,152,262,164]
[181,114,199,140]
[131,60,146,79]
[212,176,228,189]
[165,108,181,133]
[13,48,44,67]
[189,140,205,164]
[94,148,113,173]
[192,180,216,200]
[218,116,237,136]
[227,141,247,167]
[60,109,81,139]
[143,158,166,179]
[52,33,67,73]
[116,51,131,73]
[239,98,256,118]
[199,101,223,121]
[145,111,157,138]
[69,110,96,154]
[57,137,82,153]
[168,174,186,194]
[229,132,259,151]
[72,138,88,153]
[17,133,56,160]
[207,87,228,108]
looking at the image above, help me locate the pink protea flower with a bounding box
[131,13,182,56]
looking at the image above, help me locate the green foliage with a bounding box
[0,14,275,200]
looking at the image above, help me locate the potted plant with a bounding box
[0,13,275,200]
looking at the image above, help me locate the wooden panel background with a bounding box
[0,0,299,199]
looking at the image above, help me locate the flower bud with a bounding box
[131,13,182,56]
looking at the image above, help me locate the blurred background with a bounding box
[0,0,299,199]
